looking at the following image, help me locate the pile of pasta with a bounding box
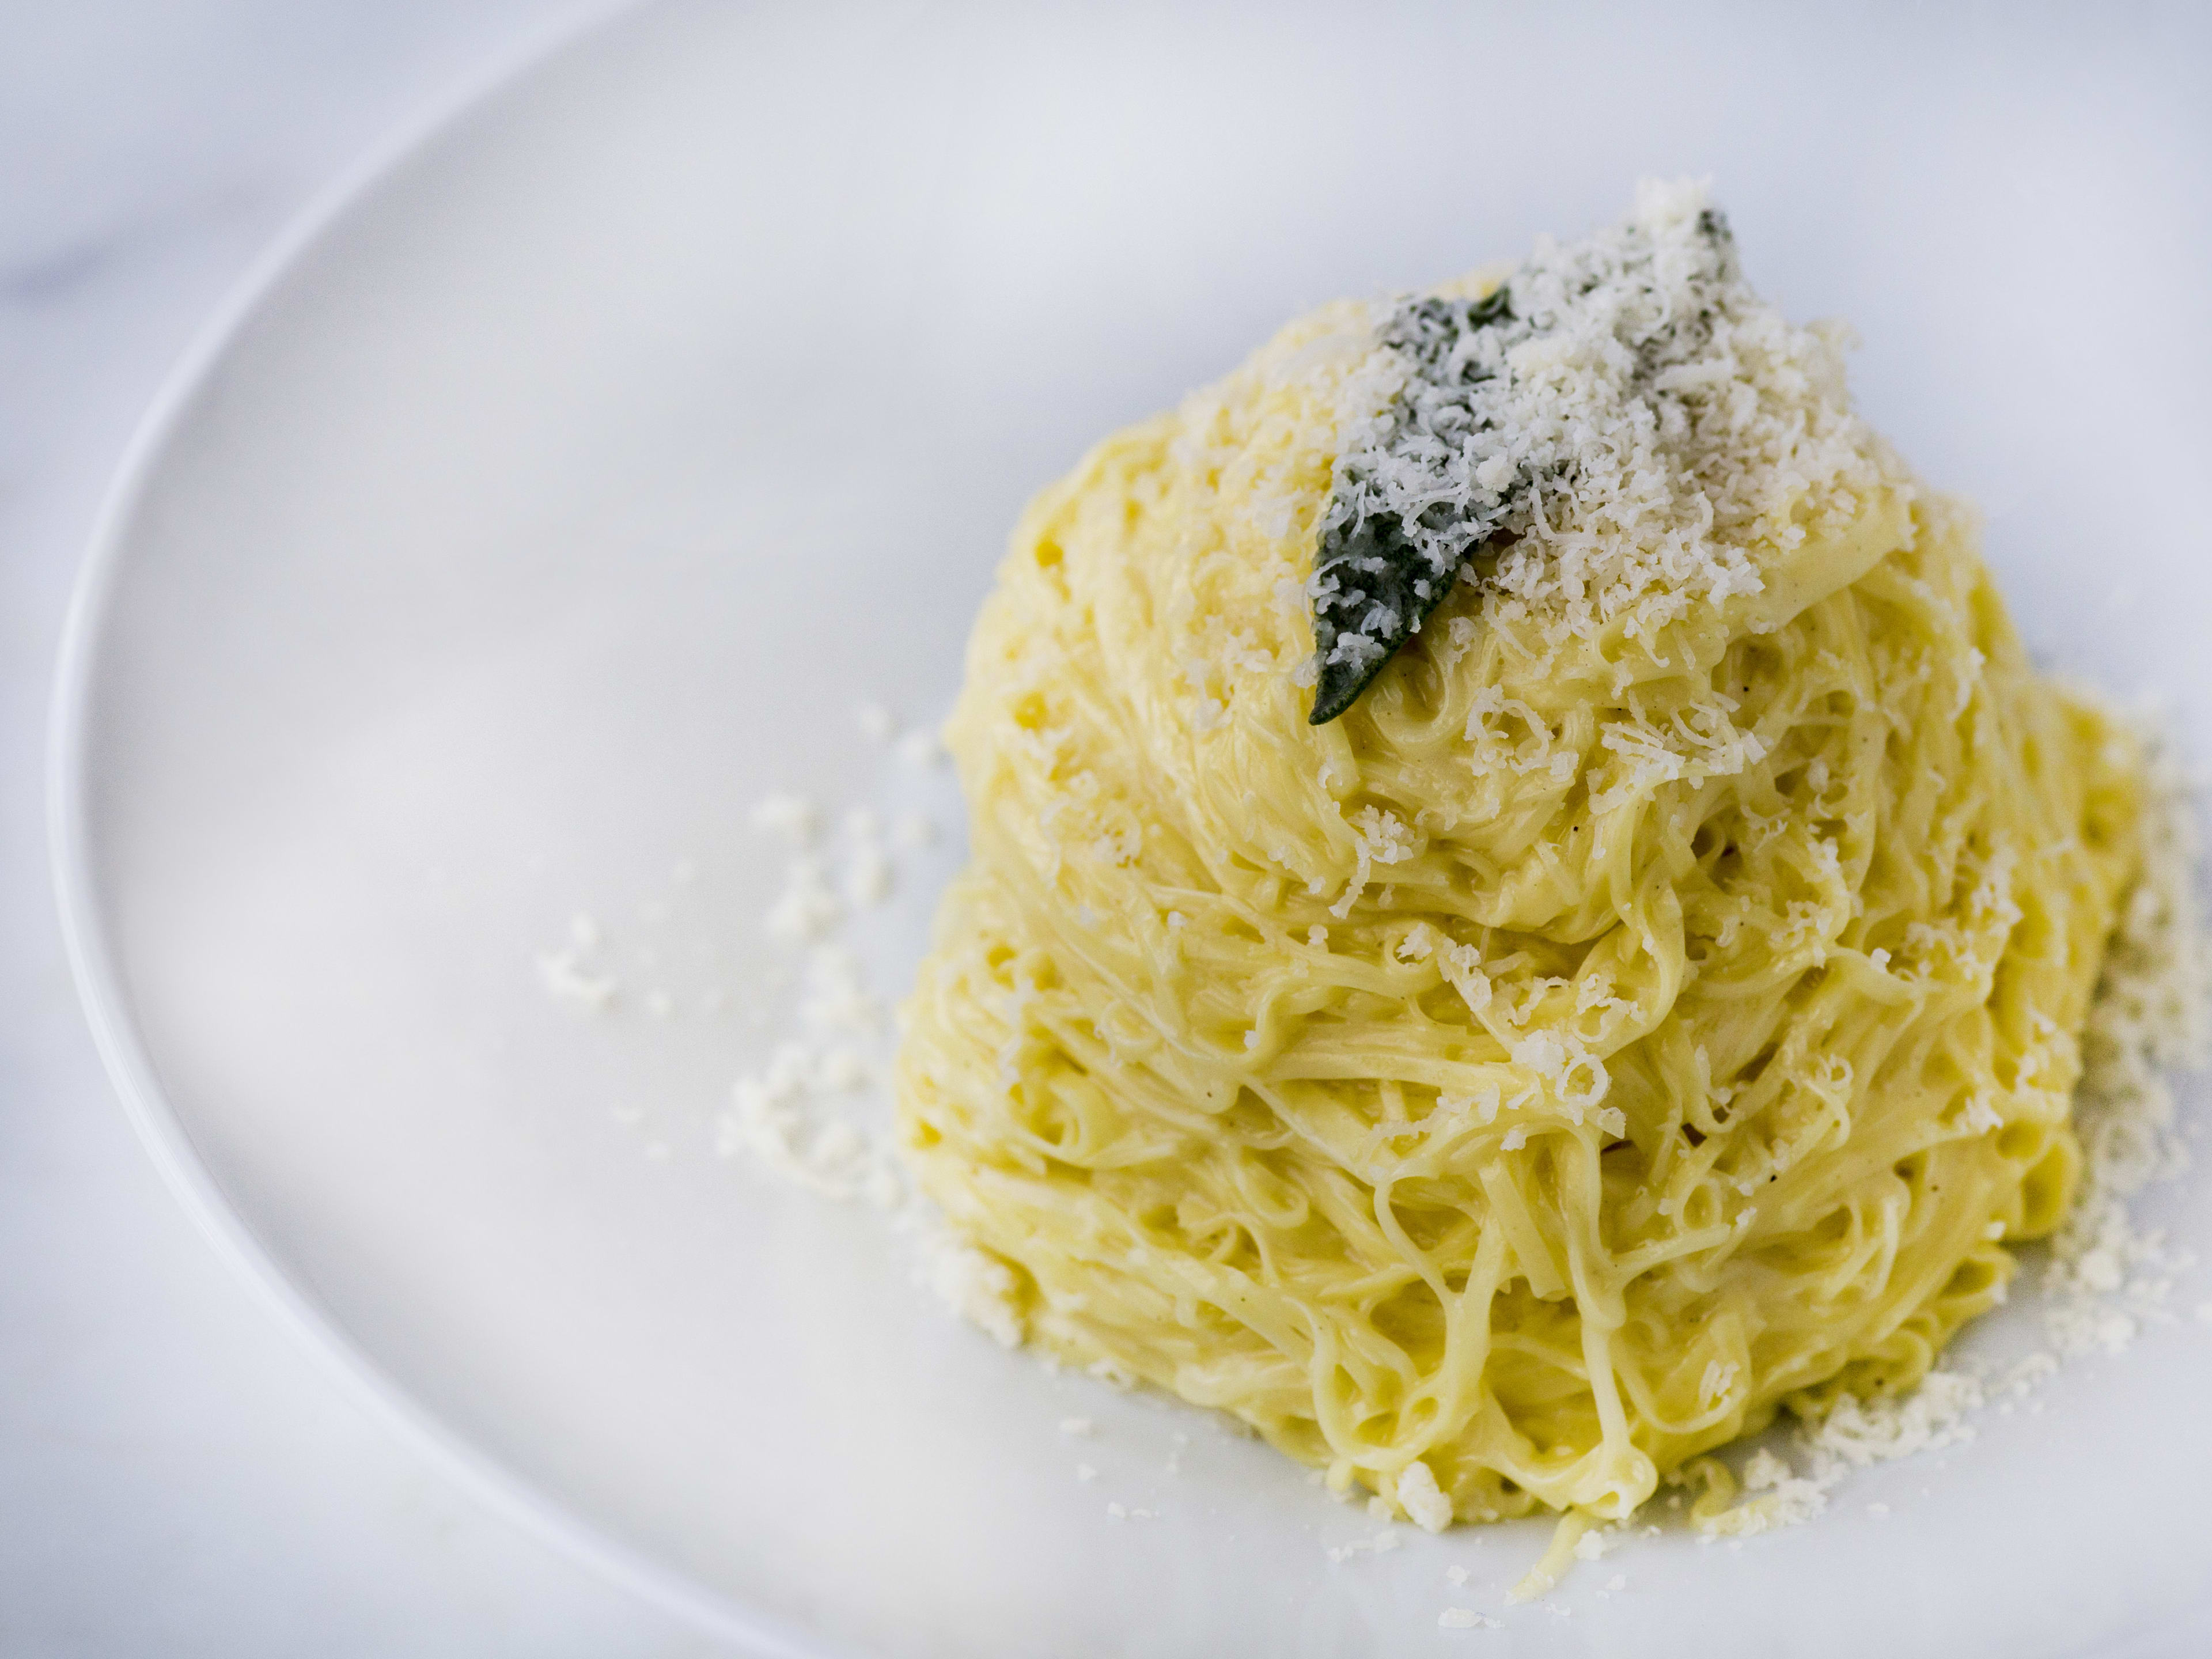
[895,264,2140,1527]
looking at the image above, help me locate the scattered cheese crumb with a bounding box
[1700,1371,1984,1538]
[751,791,821,847]
[896,727,944,768]
[1325,1528,1402,1563]
[766,856,842,941]
[1438,1609,1500,1630]
[847,845,894,908]
[923,1234,1025,1347]
[536,950,616,1010]
[1395,1460,1453,1534]
[1741,1448,1792,1492]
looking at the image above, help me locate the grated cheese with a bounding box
[1698,1369,1984,1538]
[1395,1459,1455,1533]
[766,854,843,942]
[751,791,821,847]
[1324,1527,1402,1564]
[1438,1608,1501,1630]
[924,1233,1025,1348]
[896,727,945,770]
[536,948,617,1011]
[1317,177,1892,675]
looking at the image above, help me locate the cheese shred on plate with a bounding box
[893,180,2187,1532]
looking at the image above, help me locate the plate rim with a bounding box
[40,3,811,1650]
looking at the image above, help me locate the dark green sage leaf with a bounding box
[1308,291,1523,725]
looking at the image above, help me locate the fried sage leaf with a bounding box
[1308,289,1527,725]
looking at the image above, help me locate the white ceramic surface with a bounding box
[10,5,730,1652]
[53,3,2212,1654]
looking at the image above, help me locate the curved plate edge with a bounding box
[43,3,827,1652]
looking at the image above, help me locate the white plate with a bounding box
[52,3,2212,1654]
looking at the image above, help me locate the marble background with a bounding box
[2,3,704,1652]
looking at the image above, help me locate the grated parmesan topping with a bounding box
[1318,177,1894,669]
